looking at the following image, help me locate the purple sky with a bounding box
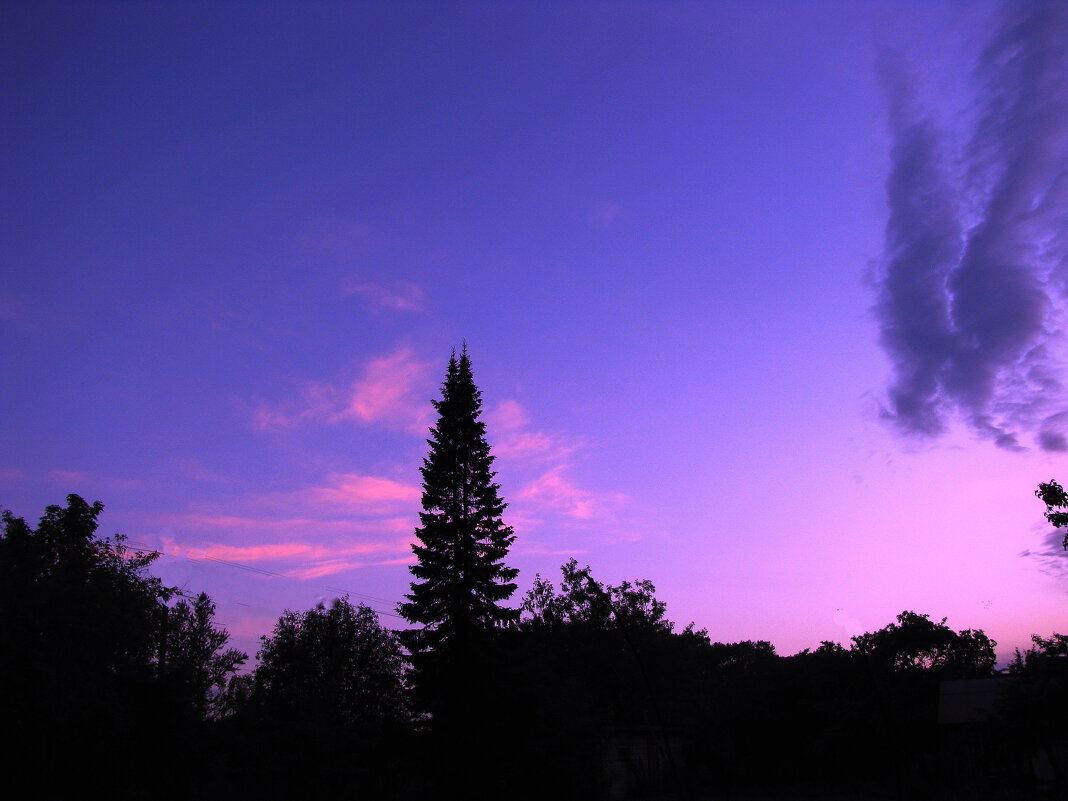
[4,0,1067,663]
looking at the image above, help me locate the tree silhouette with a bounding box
[158,591,247,720]
[0,496,170,696]
[521,557,673,633]
[851,611,996,676]
[253,597,407,728]
[399,347,519,641]
[0,495,244,794]
[1037,479,1068,548]
[397,346,518,789]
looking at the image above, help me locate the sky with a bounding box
[3,0,1067,664]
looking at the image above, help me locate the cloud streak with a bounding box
[486,399,577,464]
[483,398,627,530]
[161,535,413,580]
[343,278,428,312]
[253,347,434,433]
[155,468,424,580]
[517,465,597,519]
[1021,526,1068,580]
[340,348,432,428]
[875,1,1068,451]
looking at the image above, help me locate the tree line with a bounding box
[5,349,1067,799]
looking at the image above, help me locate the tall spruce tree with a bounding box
[398,346,518,723]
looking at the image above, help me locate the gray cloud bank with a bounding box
[875,1,1068,451]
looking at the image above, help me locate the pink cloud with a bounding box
[518,466,597,519]
[161,538,395,563]
[290,554,415,580]
[252,347,434,433]
[49,469,91,485]
[300,473,420,509]
[291,560,369,580]
[252,381,339,431]
[169,513,412,536]
[154,530,416,582]
[486,399,530,432]
[165,540,316,561]
[343,278,427,312]
[337,347,432,429]
[164,471,422,547]
[486,399,577,464]
[493,431,561,460]
[482,398,626,529]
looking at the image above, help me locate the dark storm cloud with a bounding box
[876,62,961,438]
[875,1,1068,451]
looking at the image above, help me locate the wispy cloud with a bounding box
[252,346,434,433]
[49,469,91,485]
[156,467,422,581]
[518,465,598,519]
[161,538,397,563]
[486,399,530,432]
[1021,526,1068,579]
[291,555,414,580]
[486,399,577,464]
[874,1,1068,451]
[484,398,625,527]
[342,278,427,312]
[292,473,420,511]
[169,512,412,536]
[160,534,413,580]
[338,348,433,429]
[252,382,339,430]
[47,469,146,490]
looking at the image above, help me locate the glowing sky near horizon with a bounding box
[4,0,1068,663]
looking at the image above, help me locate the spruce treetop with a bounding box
[399,346,519,647]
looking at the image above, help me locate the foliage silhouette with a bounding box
[522,557,673,634]
[253,596,407,728]
[158,592,247,720]
[851,610,996,676]
[0,495,244,797]
[209,597,414,799]
[5,493,1043,798]
[1037,478,1068,548]
[999,632,1068,793]
[505,561,693,798]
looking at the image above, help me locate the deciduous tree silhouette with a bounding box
[0,495,244,795]
[521,557,672,634]
[253,597,407,728]
[206,599,410,798]
[158,591,247,720]
[851,611,996,676]
[1037,479,1068,548]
